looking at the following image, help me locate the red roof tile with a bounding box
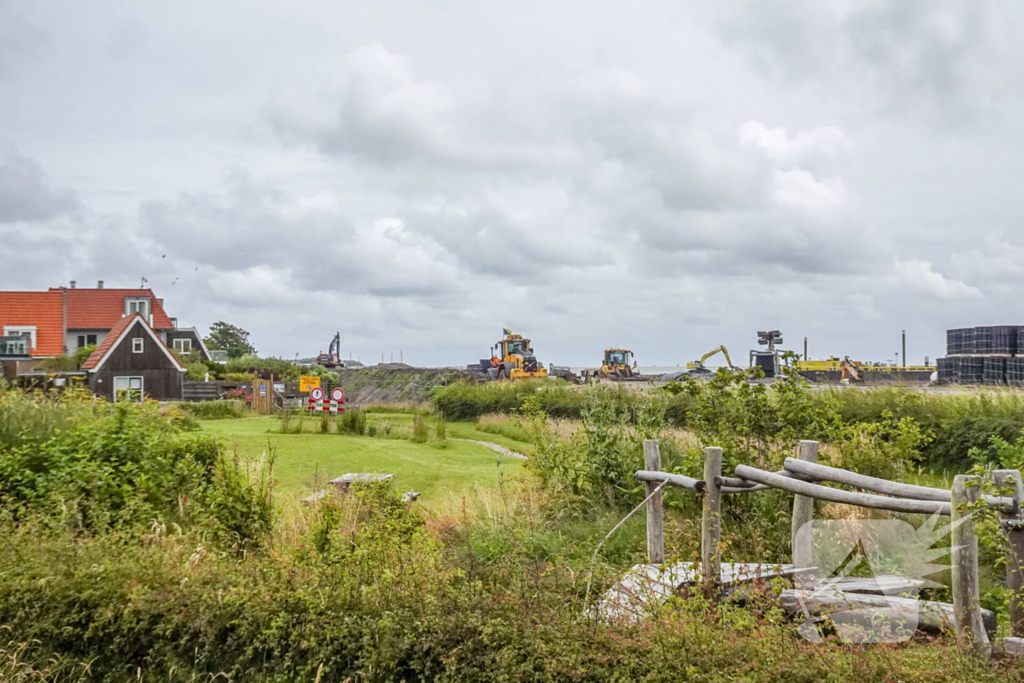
[0,290,65,357]
[80,313,139,370]
[81,313,184,371]
[53,288,174,330]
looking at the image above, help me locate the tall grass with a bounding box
[178,399,250,420]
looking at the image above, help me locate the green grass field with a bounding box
[199,413,529,504]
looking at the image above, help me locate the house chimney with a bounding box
[97,280,104,289]
[70,280,76,289]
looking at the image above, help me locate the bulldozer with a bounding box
[476,329,549,381]
[598,348,637,380]
[687,345,737,373]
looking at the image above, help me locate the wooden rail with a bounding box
[632,438,1024,659]
[783,458,1016,512]
[733,465,952,515]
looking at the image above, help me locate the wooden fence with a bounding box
[635,439,1024,661]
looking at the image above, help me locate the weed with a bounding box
[338,408,367,436]
[411,417,429,443]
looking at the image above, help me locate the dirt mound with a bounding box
[337,365,477,405]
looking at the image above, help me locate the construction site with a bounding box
[292,324,1024,404]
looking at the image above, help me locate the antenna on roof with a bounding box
[140,277,148,288]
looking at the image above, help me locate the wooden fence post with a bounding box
[643,439,664,565]
[995,469,1024,637]
[702,447,722,586]
[791,440,819,569]
[952,475,991,661]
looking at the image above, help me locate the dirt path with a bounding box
[453,438,527,460]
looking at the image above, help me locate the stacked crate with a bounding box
[938,325,1023,385]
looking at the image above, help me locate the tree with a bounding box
[204,321,257,359]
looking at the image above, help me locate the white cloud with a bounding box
[893,258,981,300]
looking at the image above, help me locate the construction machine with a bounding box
[686,345,737,373]
[477,329,549,381]
[598,348,638,380]
[750,330,784,378]
[316,332,345,369]
[839,356,862,383]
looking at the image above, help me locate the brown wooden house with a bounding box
[81,313,185,401]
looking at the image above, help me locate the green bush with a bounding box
[0,387,271,546]
[226,353,303,380]
[0,483,1013,682]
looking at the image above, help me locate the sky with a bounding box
[2,0,1024,367]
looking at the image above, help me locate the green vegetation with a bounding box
[204,320,256,358]
[2,383,1024,680]
[200,415,523,500]
[177,398,250,419]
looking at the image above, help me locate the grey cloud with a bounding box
[719,0,1016,121]
[0,6,46,76]
[0,149,79,222]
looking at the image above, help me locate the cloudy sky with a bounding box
[2,0,1023,367]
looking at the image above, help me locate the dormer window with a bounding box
[126,297,150,319]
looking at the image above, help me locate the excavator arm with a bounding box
[698,345,734,368]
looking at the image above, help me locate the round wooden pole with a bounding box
[952,475,991,661]
[702,447,722,586]
[995,470,1024,637]
[791,440,818,568]
[643,439,664,565]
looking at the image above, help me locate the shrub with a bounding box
[0,387,271,546]
[435,415,447,442]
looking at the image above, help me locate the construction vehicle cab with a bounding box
[599,348,636,379]
[486,330,548,381]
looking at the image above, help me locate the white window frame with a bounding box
[125,297,151,320]
[3,326,37,349]
[132,337,144,353]
[113,376,144,402]
[172,338,192,354]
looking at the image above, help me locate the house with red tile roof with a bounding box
[0,290,66,358]
[1,281,209,393]
[51,282,175,352]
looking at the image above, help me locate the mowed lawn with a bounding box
[199,415,527,503]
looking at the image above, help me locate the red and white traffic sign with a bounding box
[306,386,346,413]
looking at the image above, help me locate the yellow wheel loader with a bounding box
[598,348,637,380]
[473,329,549,381]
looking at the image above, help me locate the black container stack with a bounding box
[939,325,1023,385]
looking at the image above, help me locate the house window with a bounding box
[125,298,150,319]
[173,338,192,354]
[113,376,143,402]
[133,337,144,353]
[0,336,29,356]
[3,326,36,350]
[77,334,98,348]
